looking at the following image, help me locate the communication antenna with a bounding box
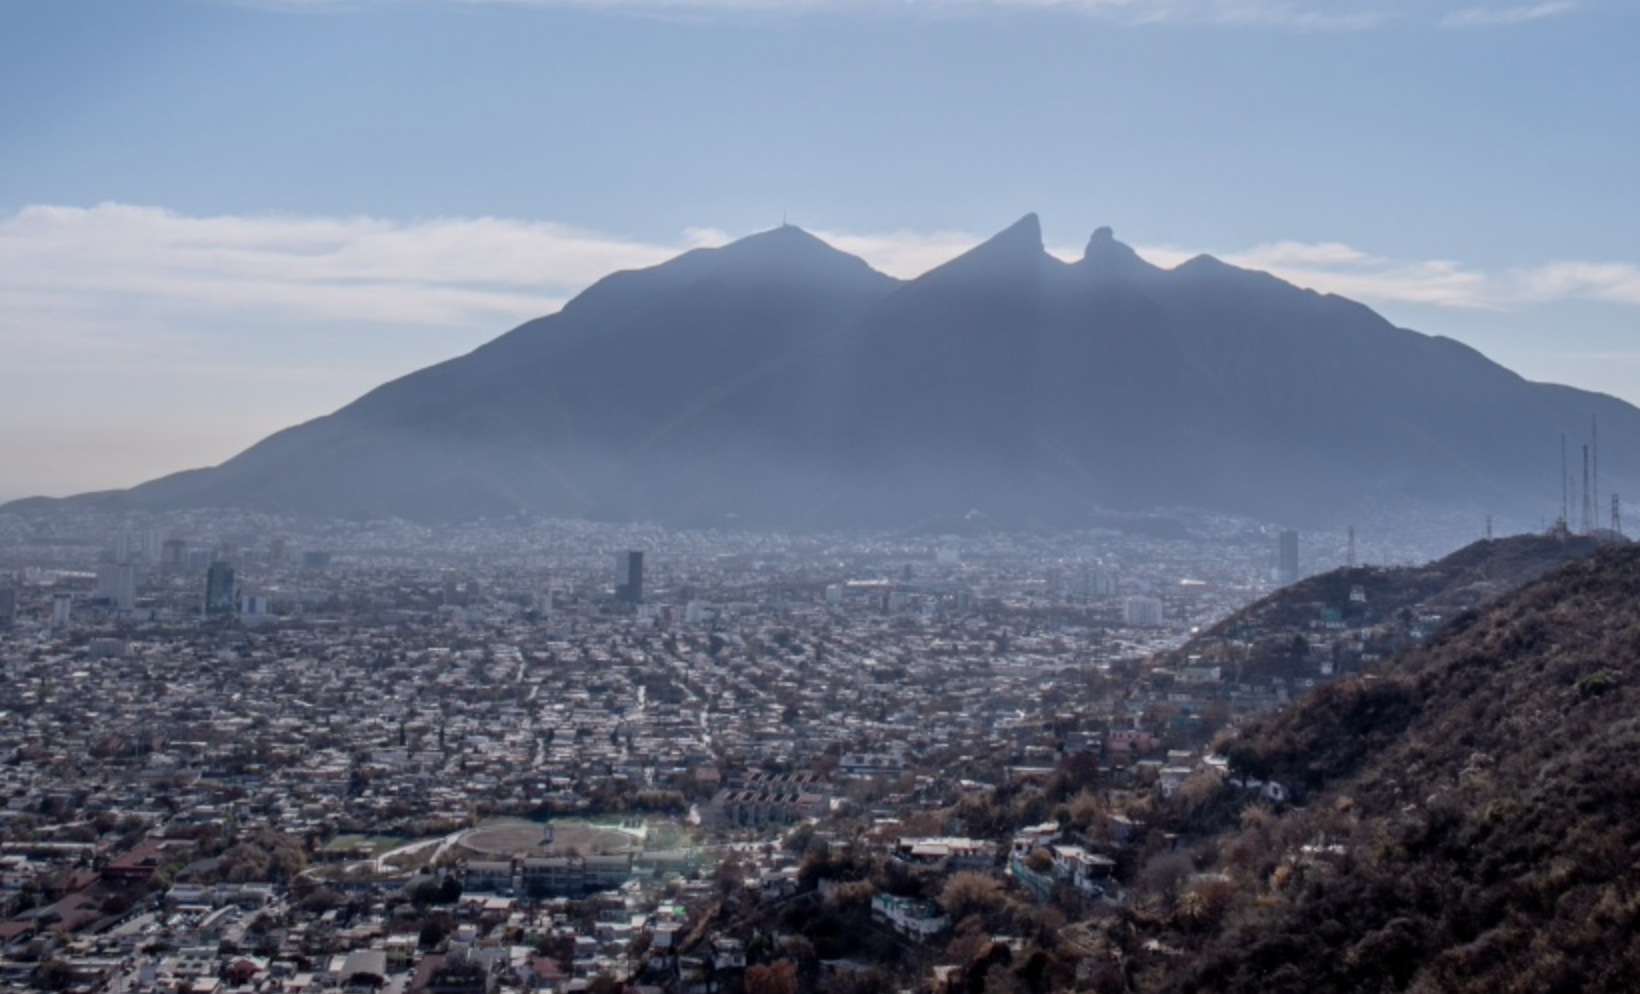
[1574,446,1587,538]
[1347,526,1356,567]
[1561,433,1569,529]
[1614,494,1624,539]
[1485,515,1493,542]
[1592,414,1599,529]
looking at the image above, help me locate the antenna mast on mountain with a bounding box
[1613,494,1623,539]
[1561,434,1569,531]
[1582,444,1594,535]
[1592,414,1599,530]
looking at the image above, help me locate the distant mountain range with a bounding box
[9,215,1635,533]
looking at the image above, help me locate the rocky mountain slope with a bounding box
[1123,539,1640,993]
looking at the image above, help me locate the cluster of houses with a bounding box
[0,504,1434,990]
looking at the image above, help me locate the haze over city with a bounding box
[4,0,1639,500]
[10,4,1640,992]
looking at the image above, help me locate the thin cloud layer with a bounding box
[812,228,1003,279]
[5,204,1638,368]
[0,204,729,495]
[1441,1,1577,27]
[1138,238,1636,312]
[0,204,716,335]
[1511,261,1640,307]
[1217,242,1493,309]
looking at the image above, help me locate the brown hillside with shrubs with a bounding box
[1121,541,1640,994]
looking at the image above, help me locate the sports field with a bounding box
[459,820,634,857]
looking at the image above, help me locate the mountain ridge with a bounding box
[5,217,1635,535]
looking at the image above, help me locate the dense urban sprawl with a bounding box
[0,508,1458,993]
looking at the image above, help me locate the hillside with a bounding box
[1160,533,1608,685]
[1120,542,1640,993]
[1221,532,1607,633]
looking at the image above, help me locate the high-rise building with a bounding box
[161,539,188,570]
[51,593,72,629]
[113,564,136,610]
[614,551,644,604]
[205,561,236,616]
[1122,596,1166,628]
[1276,529,1300,585]
[96,563,137,609]
[95,565,119,601]
[0,587,16,630]
[1079,567,1120,600]
[301,550,332,570]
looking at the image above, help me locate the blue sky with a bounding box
[2,0,1637,499]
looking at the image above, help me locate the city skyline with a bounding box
[3,0,1637,500]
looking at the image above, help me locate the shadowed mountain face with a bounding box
[13,216,1637,530]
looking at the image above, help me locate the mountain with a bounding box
[8,216,1636,531]
[1115,540,1640,993]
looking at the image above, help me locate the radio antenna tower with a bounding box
[1592,414,1599,529]
[1614,494,1624,539]
[1561,433,1569,530]
[1347,526,1356,566]
[1574,442,1587,538]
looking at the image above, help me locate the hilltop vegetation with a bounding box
[1215,532,1604,635]
[1148,533,1607,695]
[1116,542,1640,993]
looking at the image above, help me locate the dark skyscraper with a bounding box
[1276,530,1300,585]
[205,561,235,615]
[615,551,644,604]
[0,587,15,630]
[161,538,188,570]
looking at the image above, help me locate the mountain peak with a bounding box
[742,222,825,246]
[906,213,1047,287]
[696,222,893,286]
[721,222,843,258]
[1080,225,1152,275]
[993,212,1044,251]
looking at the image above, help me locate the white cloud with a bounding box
[1128,236,1640,313]
[1440,1,1576,27]
[1229,240,1371,267]
[1218,242,1493,308]
[6,204,1637,368]
[0,203,737,494]
[1128,239,1496,307]
[810,228,987,278]
[1509,261,1640,306]
[0,204,716,364]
